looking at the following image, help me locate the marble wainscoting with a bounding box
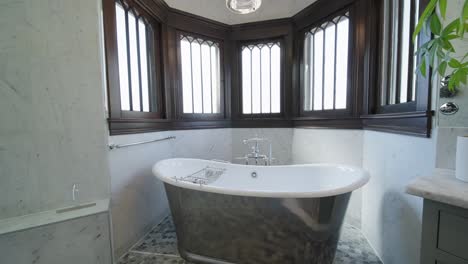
[0,0,110,220]
[118,216,382,264]
[231,128,293,165]
[0,212,112,264]
[361,130,436,264]
[109,129,233,258]
[435,127,468,169]
[292,129,364,228]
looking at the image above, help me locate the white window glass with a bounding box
[115,2,154,112]
[380,0,419,105]
[242,48,252,114]
[180,35,221,114]
[399,0,413,103]
[336,17,349,109]
[313,29,324,110]
[242,42,281,114]
[303,13,350,111]
[138,19,150,112]
[128,11,141,111]
[115,3,130,111]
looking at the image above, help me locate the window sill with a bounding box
[293,116,362,129]
[361,111,433,138]
[108,118,229,135]
[109,111,433,137]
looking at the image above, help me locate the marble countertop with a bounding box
[406,169,468,209]
[0,199,110,236]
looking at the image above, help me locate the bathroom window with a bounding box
[178,34,223,116]
[377,0,421,111]
[115,1,153,112]
[302,13,350,112]
[103,0,165,135]
[361,0,432,137]
[241,41,282,115]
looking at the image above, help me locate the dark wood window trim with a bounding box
[360,0,433,137]
[237,38,285,118]
[296,6,354,118]
[103,0,432,137]
[103,0,167,135]
[292,0,362,130]
[174,31,226,120]
[229,19,294,128]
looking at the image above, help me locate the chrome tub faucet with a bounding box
[240,137,273,165]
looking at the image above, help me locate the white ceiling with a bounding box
[164,0,318,25]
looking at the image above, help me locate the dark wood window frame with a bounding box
[360,0,433,137]
[238,37,285,118]
[103,0,167,134]
[174,31,226,121]
[296,6,355,120]
[102,0,433,137]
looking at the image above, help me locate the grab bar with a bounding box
[108,136,176,150]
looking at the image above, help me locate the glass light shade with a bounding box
[226,0,262,14]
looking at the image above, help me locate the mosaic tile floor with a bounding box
[118,216,382,264]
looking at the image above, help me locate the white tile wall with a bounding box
[361,130,437,264]
[292,129,364,227]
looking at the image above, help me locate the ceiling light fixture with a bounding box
[226,0,262,14]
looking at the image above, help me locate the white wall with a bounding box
[0,212,112,264]
[0,0,113,263]
[0,0,110,219]
[165,0,317,25]
[231,128,293,165]
[361,130,437,264]
[292,129,364,227]
[109,129,232,257]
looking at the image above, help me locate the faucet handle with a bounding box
[243,137,269,144]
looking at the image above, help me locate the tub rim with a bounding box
[153,158,370,198]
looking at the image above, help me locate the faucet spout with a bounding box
[242,137,272,166]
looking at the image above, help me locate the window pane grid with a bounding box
[380,0,418,106]
[115,0,154,113]
[180,35,221,114]
[241,42,281,115]
[303,13,349,112]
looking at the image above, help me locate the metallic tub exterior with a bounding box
[165,183,351,264]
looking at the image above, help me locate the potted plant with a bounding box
[414,0,467,93]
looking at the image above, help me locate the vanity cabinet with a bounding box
[420,199,468,264]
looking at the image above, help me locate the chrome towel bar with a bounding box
[108,136,176,150]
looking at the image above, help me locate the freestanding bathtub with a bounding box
[153,158,369,264]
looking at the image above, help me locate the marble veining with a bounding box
[0,199,109,235]
[362,130,437,264]
[406,169,468,209]
[0,0,110,220]
[0,212,112,264]
[118,216,382,264]
[436,127,468,169]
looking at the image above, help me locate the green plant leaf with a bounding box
[419,56,427,77]
[438,61,448,76]
[439,0,447,19]
[430,14,442,35]
[459,68,468,84]
[440,38,456,52]
[459,0,468,37]
[449,59,462,68]
[449,77,456,91]
[413,0,438,42]
[441,19,460,37]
